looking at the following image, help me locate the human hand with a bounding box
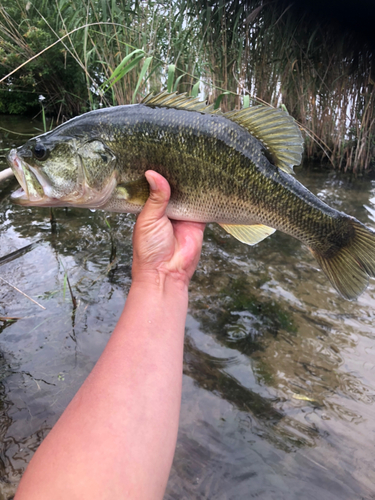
[132,171,205,288]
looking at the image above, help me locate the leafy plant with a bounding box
[0,0,374,172]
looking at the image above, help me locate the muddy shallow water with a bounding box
[1,117,375,499]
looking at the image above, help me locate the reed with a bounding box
[192,1,375,172]
[0,0,373,172]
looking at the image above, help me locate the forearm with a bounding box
[15,277,188,500]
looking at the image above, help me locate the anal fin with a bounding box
[219,223,276,245]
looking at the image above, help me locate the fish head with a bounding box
[8,130,118,208]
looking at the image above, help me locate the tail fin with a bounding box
[311,219,375,300]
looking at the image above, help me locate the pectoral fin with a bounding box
[219,223,276,245]
[116,177,150,205]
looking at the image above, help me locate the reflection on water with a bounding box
[1,122,375,499]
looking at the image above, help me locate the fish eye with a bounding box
[33,143,49,161]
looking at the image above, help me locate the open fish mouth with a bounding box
[8,149,46,204]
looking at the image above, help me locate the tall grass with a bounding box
[0,0,374,173]
[192,1,375,172]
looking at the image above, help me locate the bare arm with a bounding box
[15,171,205,500]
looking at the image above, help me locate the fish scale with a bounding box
[7,91,375,300]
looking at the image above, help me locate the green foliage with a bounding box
[0,90,38,115]
[167,64,175,93]
[0,0,374,172]
[0,0,89,116]
[191,80,200,97]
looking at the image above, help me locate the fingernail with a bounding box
[146,173,157,191]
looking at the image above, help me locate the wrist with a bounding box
[131,268,190,296]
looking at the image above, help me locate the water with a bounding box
[1,118,375,499]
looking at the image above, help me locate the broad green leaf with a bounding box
[173,73,185,92]
[167,64,175,93]
[103,54,145,91]
[191,80,200,97]
[105,49,144,85]
[132,56,153,103]
[243,95,250,108]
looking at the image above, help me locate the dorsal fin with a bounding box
[141,91,218,114]
[223,106,303,174]
[141,92,303,174]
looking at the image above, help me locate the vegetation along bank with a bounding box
[0,0,374,173]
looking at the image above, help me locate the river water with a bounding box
[0,116,375,499]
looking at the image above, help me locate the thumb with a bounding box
[141,170,171,222]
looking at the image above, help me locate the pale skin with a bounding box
[15,171,205,500]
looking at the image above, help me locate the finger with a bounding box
[140,170,171,223]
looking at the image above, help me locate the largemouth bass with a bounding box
[7,92,375,300]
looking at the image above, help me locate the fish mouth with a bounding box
[8,149,45,205]
[8,149,117,208]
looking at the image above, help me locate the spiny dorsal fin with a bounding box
[224,106,303,174]
[142,91,218,114]
[141,92,303,174]
[219,223,276,245]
